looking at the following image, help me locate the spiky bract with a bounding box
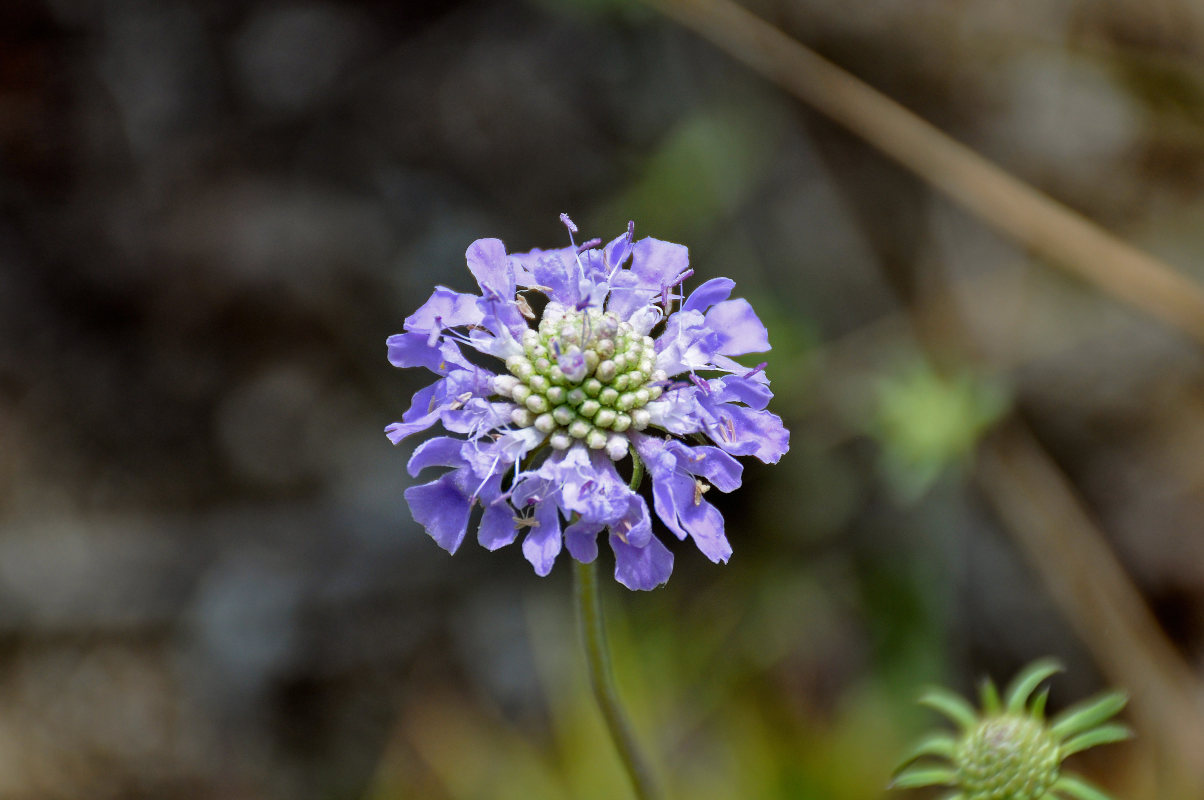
[892,659,1132,800]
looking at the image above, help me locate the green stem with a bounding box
[573,451,661,799]
[628,449,645,491]
[574,558,663,800]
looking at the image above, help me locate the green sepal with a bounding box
[893,732,957,771]
[1050,691,1128,741]
[1059,723,1133,757]
[978,677,1001,714]
[1052,772,1117,800]
[1030,686,1050,720]
[1004,658,1063,713]
[889,765,956,789]
[918,686,978,731]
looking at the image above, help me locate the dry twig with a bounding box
[649,0,1204,345]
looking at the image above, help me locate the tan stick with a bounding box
[643,0,1204,788]
[977,422,1204,795]
[649,0,1204,344]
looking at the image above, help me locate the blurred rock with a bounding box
[233,3,372,114]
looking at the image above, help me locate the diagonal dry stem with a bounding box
[647,0,1204,345]
[977,421,1204,796]
[644,0,1204,790]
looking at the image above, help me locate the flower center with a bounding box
[956,715,1060,800]
[492,303,667,458]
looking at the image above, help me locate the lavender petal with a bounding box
[405,286,484,333]
[405,472,473,553]
[478,495,519,551]
[683,277,735,313]
[610,534,673,591]
[631,237,689,291]
[386,332,472,374]
[564,519,604,563]
[465,238,514,297]
[406,435,467,477]
[707,298,770,355]
[521,501,563,576]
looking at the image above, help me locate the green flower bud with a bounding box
[892,659,1132,800]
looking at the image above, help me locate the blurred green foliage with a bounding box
[868,362,1010,502]
[599,101,787,241]
[373,570,936,799]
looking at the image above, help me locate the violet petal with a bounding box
[610,534,673,591]
[405,472,472,553]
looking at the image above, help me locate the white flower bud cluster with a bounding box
[492,303,667,460]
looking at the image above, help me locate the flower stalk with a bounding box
[575,450,662,799]
[575,557,662,800]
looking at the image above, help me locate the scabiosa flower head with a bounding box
[892,659,1132,800]
[385,216,789,589]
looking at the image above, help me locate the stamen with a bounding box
[663,268,693,313]
[669,269,694,288]
[470,452,503,500]
[614,517,632,543]
[744,362,768,379]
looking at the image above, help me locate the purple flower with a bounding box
[386,217,789,590]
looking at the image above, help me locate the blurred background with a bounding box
[5,0,1204,797]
